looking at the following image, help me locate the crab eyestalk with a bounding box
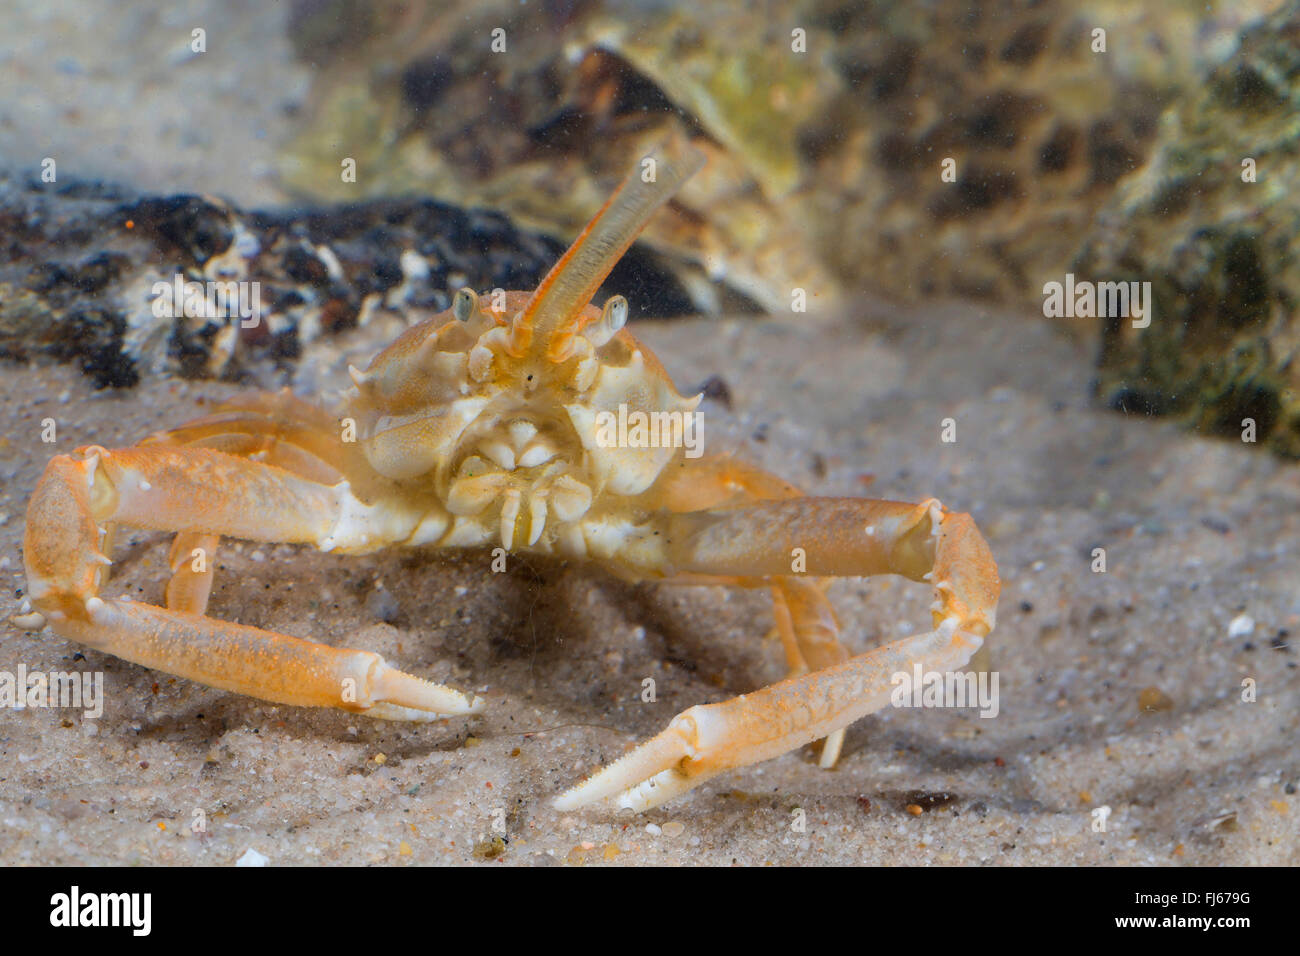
[452,287,479,323]
[549,294,630,366]
[585,295,629,348]
[508,137,706,361]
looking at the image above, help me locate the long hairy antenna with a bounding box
[509,137,706,357]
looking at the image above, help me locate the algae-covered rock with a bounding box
[0,175,693,387]
[283,0,839,315]
[800,0,1274,305]
[1075,0,1300,458]
[282,0,1271,315]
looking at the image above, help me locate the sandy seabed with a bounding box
[1,301,1296,866]
[0,0,1295,867]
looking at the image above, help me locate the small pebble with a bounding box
[1138,686,1175,712]
[662,821,684,837]
[236,848,269,867]
[1227,614,1255,638]
[645,823,662,836]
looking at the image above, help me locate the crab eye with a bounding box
[585,295,629,348]
[453,287,478,323]
[602,295,628,333]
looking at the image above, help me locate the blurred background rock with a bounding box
[1,0,1296,453]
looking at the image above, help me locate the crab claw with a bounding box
[554,706,726,812]
[363,660,487,722]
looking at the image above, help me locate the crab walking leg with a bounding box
[22,444,483,720]
[153,393,367,614]
[54,601,480,721]
[144,395,357,487]
[554,622,977,811]
[97,522,119,587]
[165,532,220,615]
[771,578,850,768]
[655,455,856,764]
[555,497,998,811]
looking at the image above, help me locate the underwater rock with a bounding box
[1075,0,1300,459]
[284,0,822,315]
[0,174,694,388]
[282,0,1271,314]
[802,0,1273,305]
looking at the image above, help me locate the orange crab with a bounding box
[17,139,999,811]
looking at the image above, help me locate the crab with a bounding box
[18,138,999,812]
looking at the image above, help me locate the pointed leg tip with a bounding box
[552,769,640,814]
[363,702,449,723]
[817,728,846,769]
[362,691,486,722]
[555,765,703,814]
[370,662,487,718]
[551,790,584,813]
